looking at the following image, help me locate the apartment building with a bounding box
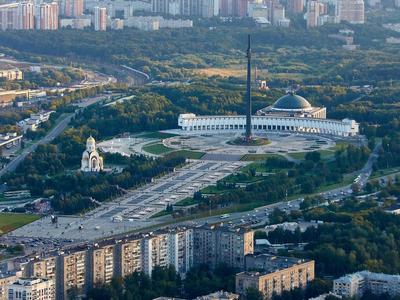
[193,224,254,270]
[338,0,364,24]
[142,228,194,276]
[236,255,315,299]
[142,233,170,275]
[115,238,142,277]
[17,2,34,29]
[8,278,55,300]
[57,250,87,300]
[0,273,20,300]
[287,0,304,13]
[0,3,35,30]
[35,2,59,30]
[333,271,400,298]
[87,245,115,289]
[169,229,193,275]
[93,6,107,31]
[0,68,23,81]
[25,256,57,283]
[0,89,31,107]
[19,226,250,298]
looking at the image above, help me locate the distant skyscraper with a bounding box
[0,3,18,30]
[17,2,35,30]
[306,0,323,28]
[338,0,364,24]
[73,0,84,16]
[63,0,83,17]
[35,2,59,30]
[219,0,246,16]
[287,0,304,13]
[93,6,106,31]
[201,0,219,17]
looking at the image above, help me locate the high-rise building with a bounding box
[306,0,323,28]
[271,3,285,25]
[73,0,84,16]
[17,2,35,30]
[193,224,254,270]
[0,273,20,300]
[63,0,72,16]
[57,250,87,300]
[87,245,115,288]
[35,2,59,30]
[115,239,142,277]
[64,0,84,17]
[201,0,219,17]
[0,3,18,30]
[236,255,315,299]
[25,256,57,283]
[141,228,194,276]
[287,0,304,13]
[8,278,55,300]
[93,6,106,31]
[169,229,193,275]
[338,0,364,24]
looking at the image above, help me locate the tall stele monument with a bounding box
[245,34,252,143]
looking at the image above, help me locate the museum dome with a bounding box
[272,92,312,111]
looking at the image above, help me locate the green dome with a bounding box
[272,93,312,110]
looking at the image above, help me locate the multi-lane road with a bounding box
[4,140,386,259]
[0,94,112,178]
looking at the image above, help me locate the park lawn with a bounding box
[150,210,172,218]
[201,185,233,195]
[240,153,283,161]
[142,143,174,155]
[287,152,307,160]
[241,161,287,174]
[167,150,205,160]
[330,141,350,151]
[192,67,246,78]
[287,150,335,161]
[140,131,177,139]
[0,213,40,235]
[174,197,198,206]
[222,175,267,184]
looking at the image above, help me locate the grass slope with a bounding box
[0,213,40,235]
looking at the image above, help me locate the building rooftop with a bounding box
[12,277,52,286]
[243,254,313,275]
[272,93,312,111]
[335,271,400,284]
[196,223,253,234]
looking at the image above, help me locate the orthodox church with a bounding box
[81,136,104,172]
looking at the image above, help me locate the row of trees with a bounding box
[193,145,369,212]
[86,264,330,300]
[4,125,185,214]
[262,195,400,277]
[86,264,236,300]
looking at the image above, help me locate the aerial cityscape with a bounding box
[0,0,399,299]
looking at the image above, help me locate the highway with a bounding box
[177,142,382,229]
[2,139,389,256]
